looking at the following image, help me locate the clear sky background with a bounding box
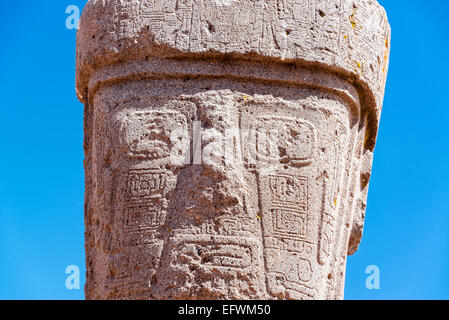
[0,0,448,300]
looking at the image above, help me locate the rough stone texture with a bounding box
[76,0,390,300]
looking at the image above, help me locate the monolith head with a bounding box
[77,0,390,300]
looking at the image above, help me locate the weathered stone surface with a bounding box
[76,0,390,300]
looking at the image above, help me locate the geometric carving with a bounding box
[127,169,170,201]
[175,236,258,271]
[122,110,187,159]
[151,234,264,299]
[125,169,173,234]
[268,174,309,241]
[260,170,315,299]
[217,216,258,237]
[271,208,307,241]
[125,202,165,232]
[269,174,308,210]
[317,120,348,266]
[265,248,315,300]
[249,116,316,167]
[78,0,390,300]
[318,211,336,266]
[107,241,164,299]
[106,168,174,298]
[330,122,348,209]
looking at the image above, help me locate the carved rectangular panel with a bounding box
[121,110,187,160]
[260,171,315,299]
[269,174,308,242]
[125,169,172,233]
[269,174,308,209]
[244,115,316,168]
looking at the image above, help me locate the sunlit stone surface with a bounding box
[76,0,390,300]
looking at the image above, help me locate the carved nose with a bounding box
[177,164,243,218]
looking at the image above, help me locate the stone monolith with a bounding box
[76,0,390,300]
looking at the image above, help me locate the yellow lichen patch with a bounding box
[349,12,357,30]
[257,215,261,220]
[357,61,364,74]
[243,95,249,100]
[333,198,338,206]
[344,35,348,40]
[383,38,390,73]
[363,133,369,149]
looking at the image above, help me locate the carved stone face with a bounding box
[87,73,368,300]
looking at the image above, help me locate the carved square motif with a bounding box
[250,116,316,166]
[122,110,187,159]
[272,209,307,241]
[269,174,308,211]
[126,202,164,231]
[125,169,171,233]
[127,169,169,202]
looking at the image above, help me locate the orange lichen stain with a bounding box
[363,134,369,149]
[344,35,348,40]
[383,38,390,73]
[349,12,357,29]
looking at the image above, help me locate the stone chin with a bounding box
[77,0,390,300]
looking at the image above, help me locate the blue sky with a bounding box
[0,0,448,300]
